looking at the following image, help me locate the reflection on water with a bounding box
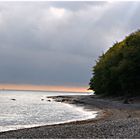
[0,90,97,132]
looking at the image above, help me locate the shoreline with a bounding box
[0,95,140,138]
[0,95,105,133]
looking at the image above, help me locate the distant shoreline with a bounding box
[0,95,140,138]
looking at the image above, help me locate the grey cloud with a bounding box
[0,2,139,87]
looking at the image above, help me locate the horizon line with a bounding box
[0,84,92,93]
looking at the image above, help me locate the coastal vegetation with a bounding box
[89,30,140,97]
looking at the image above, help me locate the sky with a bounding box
[0,1,139,91]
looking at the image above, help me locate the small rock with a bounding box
[11,99,16,101]
[73,100,84,104]
[128,98,134,104]
[127,115,131,118]
[123,99,129,104]
[61,99,67,102]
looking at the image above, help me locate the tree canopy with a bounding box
[89,30,140,97]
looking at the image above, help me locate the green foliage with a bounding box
[89,30,140,97]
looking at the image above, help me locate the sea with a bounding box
[0,90,97,132]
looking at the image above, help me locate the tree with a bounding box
[89,30,140,97]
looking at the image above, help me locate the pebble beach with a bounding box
[0,95,140,138]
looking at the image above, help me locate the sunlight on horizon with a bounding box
[0,84,92,93]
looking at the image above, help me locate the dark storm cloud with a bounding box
[0,1,139,86]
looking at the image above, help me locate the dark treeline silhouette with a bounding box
[89,30,140,97]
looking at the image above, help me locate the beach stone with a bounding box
[73,100,84,104]
[123,99,129,104]
[11,99,16,101]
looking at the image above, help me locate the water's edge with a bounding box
[0,91,98,132]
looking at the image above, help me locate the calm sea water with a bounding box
[0,90,97,132]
